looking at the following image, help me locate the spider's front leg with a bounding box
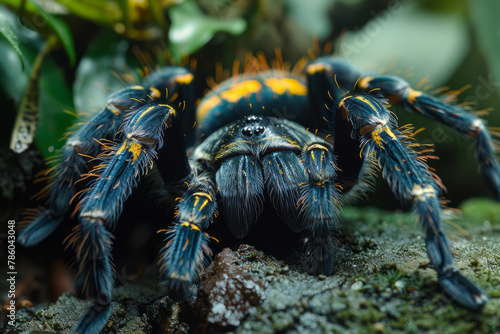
[19,86,148,247]
[308,57,500,200]
[337,93,488,309]
[69,103,176,333]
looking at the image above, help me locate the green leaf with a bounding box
[168,0,246,62]
[339,2,469,86]
[8,34,74,156]
[73,30,141,115]
[116,0,129,26]
[10,35,57,153]
[470,0,500,94]
[36,48,75,157]
[27,0,76,66]
[52,0,121,25]
[0,4,74,157]
[0,13,25,70]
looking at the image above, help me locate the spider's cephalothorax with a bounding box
[20,55,499,333]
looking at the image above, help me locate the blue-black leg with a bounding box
[68,104,176,333]
[334,91,489,309]
[363,124,489,309]
[19,86,148,247]
[305,57,376,198]
[144,66,197,146]
[215,155,265,238]
[147,67,196,185]
[158,169,216,300]
[66,222,113,334]
[299,143,342,275]
[309,55,500,201]
[358,75,500,201]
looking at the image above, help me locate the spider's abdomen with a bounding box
[195,71,310,140]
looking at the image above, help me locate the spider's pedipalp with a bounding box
[262,150,307,232]
[216,154,265,238]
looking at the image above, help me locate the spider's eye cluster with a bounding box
[242,115,266,137]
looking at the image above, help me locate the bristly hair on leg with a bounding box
[158,222,212,301]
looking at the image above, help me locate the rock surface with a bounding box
[2,199,500,333]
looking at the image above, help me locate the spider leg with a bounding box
[298,143,342,275]
[338,94,489,310]
[359,74,500,200]
[71,104,176,333]
[143,66,196,147]
[158,167,216,300]
[307,56,500,200]
[19,86,148,247]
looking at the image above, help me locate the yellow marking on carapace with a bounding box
[150,87,161,99]
[175,73,194,85]
[311,151,316,163]
[264,78,307,96]
[358,76,373,89]
[110,109,121,116]
[199,199,209,211]
[183,238,189,250]
[128,141,143,162]
[135,105,156,124]
[407,89,423,103]
[306,63,326,75]
[197,95,221,121]
[194,196,200,207]
[220,80,262,103]
[355,96,379,115]
[116,140,128,154]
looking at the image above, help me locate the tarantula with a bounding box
[19,55,498,333]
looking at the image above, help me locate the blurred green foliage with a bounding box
[0,0,499,205]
